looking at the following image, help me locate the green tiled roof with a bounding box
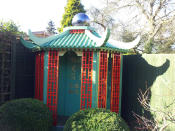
[43,32,96,48]
[20,26,139,52]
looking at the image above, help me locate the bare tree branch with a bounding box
[133,111,156,130]
[88,0,175,53]
[150,0,156,16]
[91,20,106,30]
[133,87,175,130]
[156,9,175,21]
[153,0,167,20]
[135,0,150,21]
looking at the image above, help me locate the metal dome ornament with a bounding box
[72,13,90,26]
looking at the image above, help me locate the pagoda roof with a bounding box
[20,26,140,53]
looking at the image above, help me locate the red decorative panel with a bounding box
[80,50,93,110]
[98,51,108,108]
[47,50,59,125]
[70,29,85,34]
[110,53,121,113]
[35,52,44,101]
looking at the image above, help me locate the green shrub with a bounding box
[64,108,130,131]
[0,98,53,131]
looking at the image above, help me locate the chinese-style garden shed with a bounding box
[20,13,140,125]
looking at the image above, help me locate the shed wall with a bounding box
[15,41,35,99]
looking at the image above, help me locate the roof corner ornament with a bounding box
[20,37,41,51]
[108,35,141,50]
[102,28,110,46]
[85,27,110,47]
[28,30,59,45]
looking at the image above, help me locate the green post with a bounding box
[119,55,123,115]
[92,51,99,108]
[43,51,48,104]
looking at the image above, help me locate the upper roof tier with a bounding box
[20,26,140,53]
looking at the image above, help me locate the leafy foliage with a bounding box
[0,20,20,34]
[58,0,85,32]
[0,98,53,131]
[64,108,130,131]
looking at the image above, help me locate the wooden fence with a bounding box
[0,32,16,105]
[0,32,35,105]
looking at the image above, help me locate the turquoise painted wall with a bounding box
[106,55,112,110]
[43,51,48,104]
[42,51,124,118]
[58,51,81,116]
[92,52,99,108]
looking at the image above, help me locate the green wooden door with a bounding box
[58,51,81,116]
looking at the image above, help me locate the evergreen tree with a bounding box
[46,20,56,34]
[58,0,85,32]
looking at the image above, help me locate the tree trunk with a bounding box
[144,37,154,53]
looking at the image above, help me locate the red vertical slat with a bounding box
[35,52,44,101]
[47,50,59,125]
[98,51,108,108]
[110,53,120,113]
[80,50,93,110]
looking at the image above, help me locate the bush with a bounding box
[64,108,130,131]
[0,98,53,131]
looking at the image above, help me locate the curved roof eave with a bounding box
[28,30,69,45]
[85,28,110,47]
[107,35,140,50]
[20,37,40,50]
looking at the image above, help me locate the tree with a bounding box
[58,0,85,32]
[46,20,56,34]
[87,6,115,33]
[86,0,117,34]
[0,20,19,34]
[90,0,175,53]
[156,19,175,53]
[110,0,175,53]
[86,0,139,45]
[133,0,175,53]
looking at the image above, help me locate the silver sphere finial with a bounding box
[72,13,90,26]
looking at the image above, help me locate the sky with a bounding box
[0,0,103,32]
